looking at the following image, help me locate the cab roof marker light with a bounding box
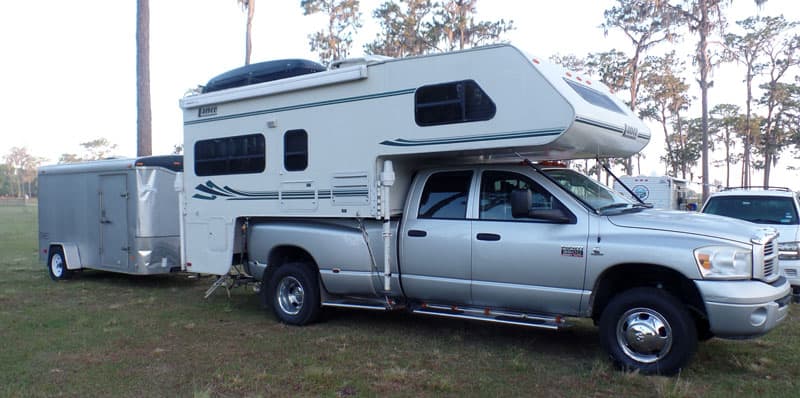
[532,58,540,64]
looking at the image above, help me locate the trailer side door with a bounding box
[99,174,130,269]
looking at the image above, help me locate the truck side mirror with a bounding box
[511,189,533,218]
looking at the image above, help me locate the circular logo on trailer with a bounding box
[632,185,649,200]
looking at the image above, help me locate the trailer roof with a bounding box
[39,155,183,175]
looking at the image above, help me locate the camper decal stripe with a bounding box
[184,88,417,125]
[379,128,564,147]
[191,183,366,202]
[575,117,651,140]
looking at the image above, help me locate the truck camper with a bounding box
[38,156,183,279]
[180,44,790,374]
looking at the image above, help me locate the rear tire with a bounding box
[598,287,697,375]
[269,262,321,325]
[48,246,72,281]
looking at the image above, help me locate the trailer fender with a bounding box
[50,242,83,270]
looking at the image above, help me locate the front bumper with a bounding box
[695,277,792,339]
[780,259,800,301]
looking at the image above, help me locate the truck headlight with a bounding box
[779,242,800,261]
[694,246,752,280]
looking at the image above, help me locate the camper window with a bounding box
[418,171,473,219]
[194,133,266,176]
[415,80,496,126]
[284,129,308,171]
[563,79,625,115]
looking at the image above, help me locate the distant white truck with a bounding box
[614,175,700,211]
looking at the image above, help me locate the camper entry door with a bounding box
[99,174,130,269]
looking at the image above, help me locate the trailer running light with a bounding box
[186,262,192,267]
[42,249,48,254]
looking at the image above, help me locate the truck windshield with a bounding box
[542,168,638,213]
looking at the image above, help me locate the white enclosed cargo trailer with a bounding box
[38,156,184,279]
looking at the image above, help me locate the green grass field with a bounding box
[1,205,799,397]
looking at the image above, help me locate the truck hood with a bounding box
[607,209,776,244]
[766,223,799,244]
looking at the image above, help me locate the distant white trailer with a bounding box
[38,156,184,279]
[613,175,699,210]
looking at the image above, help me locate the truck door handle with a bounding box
[408,230,427,237]
[100,219,111,224]
[476,233,501,241]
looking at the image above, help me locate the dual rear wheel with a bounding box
[267,262,321,325]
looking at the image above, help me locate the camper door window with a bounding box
[194,133,266,176]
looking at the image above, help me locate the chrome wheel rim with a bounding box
[616,307,673,364]
[51,253,64,278]
[277,276,304,316]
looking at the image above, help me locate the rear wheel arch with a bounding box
[263,245,318,284]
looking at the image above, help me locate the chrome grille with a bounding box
[761,238,779,281]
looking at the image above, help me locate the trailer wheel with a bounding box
[48,246,72,281]
[598,287,697,375]
[269,262,320,325]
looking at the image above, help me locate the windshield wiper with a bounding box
[597,203,631,212]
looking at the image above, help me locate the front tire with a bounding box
[48,246,72,281]
[599,287,697,375]
[269,262,321,325]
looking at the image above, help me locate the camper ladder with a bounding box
[203,264,258,299]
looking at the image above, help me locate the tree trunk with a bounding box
[698,1,710,201]
[725,130,731,187]
[136,0,152,157]
[244,1,255,65]
[743,64,754,187]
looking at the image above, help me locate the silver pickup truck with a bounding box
[243,163,791,375]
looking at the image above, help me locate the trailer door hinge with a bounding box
[121,192,129,199]
[121,246,130,252]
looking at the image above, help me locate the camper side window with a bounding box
[284,129,308,171]
[415,80,496,126]
[418,171,473,219]
[194,134,265,176]
[563,79,625,115]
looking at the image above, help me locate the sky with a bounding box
[1,0,799,190]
